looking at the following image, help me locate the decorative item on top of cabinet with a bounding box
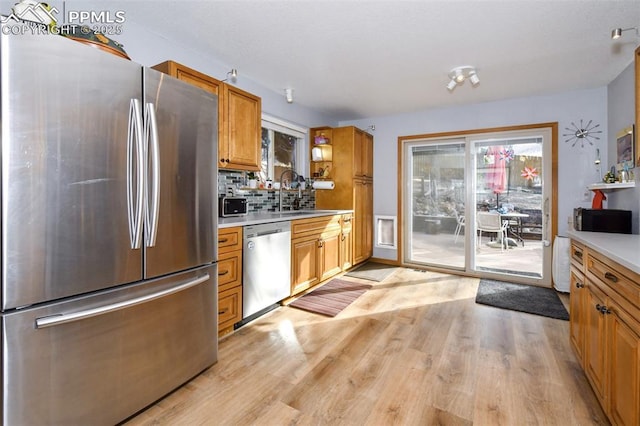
[569,239,640,426]
[312,126,373,265]
[152,60,261,172]
[217,227,243,337]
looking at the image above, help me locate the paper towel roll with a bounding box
[312,180,335,190]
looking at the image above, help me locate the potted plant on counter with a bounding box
[247,171,258,189]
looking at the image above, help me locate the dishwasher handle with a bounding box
[245,229,290,238]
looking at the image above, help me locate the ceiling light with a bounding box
[285,88,294,103]
[446,66,479,91]
[222,68,237,82]
[610,27,639,39]
[454,69,465,83]
[468,71,480,86]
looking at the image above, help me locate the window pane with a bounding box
[261,128,272,181]
[273,131,297,180]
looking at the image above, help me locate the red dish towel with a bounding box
[592,189,606,209]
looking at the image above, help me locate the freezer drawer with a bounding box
[1,265,217,425]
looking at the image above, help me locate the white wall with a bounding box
[342,88,608,260]
[606,62,639,233]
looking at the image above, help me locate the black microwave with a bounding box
[573,208,632,234]
[219,196,248,217]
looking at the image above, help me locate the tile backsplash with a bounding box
[218,170,315,212]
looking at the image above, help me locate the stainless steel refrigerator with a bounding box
[0,31,218,424]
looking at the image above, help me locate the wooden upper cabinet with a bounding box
[152,60,261,172]
[354,129,373,180]
[221,84,261,171]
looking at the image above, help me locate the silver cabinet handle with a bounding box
[35,274,209,329]
[127,99,144,249]
[144,102,161,247]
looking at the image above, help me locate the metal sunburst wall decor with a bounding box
[563,119,602,147]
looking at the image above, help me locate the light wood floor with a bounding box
[126,268,608,425]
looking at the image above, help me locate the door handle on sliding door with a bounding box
[144,102,161,247]
[127,99,144,249]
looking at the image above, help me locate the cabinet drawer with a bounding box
[587,253,640,308]
[218,286,242,331]
[218,250,242,293]
[292,215,341,238]
[571,242,585,269]
[218,227,242,253]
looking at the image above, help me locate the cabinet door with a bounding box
[570,269,586,363]
[584,282,608,406]
[353,129,374,179]
[341,217,354,271]
[353,179,373,265]
[608,304,640,426]
[291,236,321,296]
[362,132,374,179]
[221,85,261,170]
[319,232,342,281]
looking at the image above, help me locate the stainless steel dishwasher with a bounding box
[242,221,291,319]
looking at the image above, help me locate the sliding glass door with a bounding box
[405,140,466,270]
[402,126,554,286]
[472,136,548,279]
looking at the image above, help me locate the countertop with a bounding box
[566,230,640,275]
[218,209,353,228]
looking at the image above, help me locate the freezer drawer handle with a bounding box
[35,274,210,329]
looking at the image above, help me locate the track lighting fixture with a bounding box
[446,66,480,91]
[611,27,639,39]
[222,68,237,82]
[285,88,294,103]
[365,125,375,132]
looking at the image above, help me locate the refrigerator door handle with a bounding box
[35,273,210,329]
[127,98,145,249]
[144,102,161,247]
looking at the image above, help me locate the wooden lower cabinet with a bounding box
[569,268,586,361]
[319,231,341,282]
[570,239,640,425]
[290,215,347,297]
[291,235,321,296]
[218,286,242,332]
[353,179,373,265]
[341,214,353,271]
[584,281,608,404]
[217,227,243,336]
[609,303,640,426]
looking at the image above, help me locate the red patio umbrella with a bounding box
[486,146,507,208]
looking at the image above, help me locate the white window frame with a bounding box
[261,114,308,180]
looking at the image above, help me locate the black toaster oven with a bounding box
[219,196,248,217]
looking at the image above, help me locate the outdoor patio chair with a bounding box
[476,212,509,251]
[454,210,465,243]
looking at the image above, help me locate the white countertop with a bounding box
[218,209,353,228]
[566,230,640,275]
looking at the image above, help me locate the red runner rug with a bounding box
[288,278,371,317]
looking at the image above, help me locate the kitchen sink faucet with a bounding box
[279,169,301,211]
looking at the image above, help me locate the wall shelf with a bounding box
[587,182,636,191]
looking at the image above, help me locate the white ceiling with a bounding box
[109,1,640,120]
